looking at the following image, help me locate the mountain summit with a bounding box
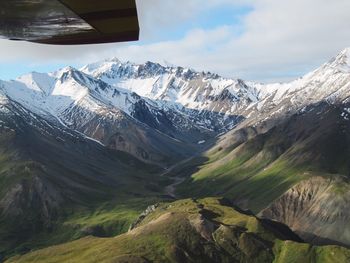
[327,47,350,72]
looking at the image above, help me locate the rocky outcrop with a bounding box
[260,176,350,247]
[128,204,160,231]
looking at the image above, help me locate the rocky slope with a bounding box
[260,176,350,247]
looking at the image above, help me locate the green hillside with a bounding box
[177,104,350,212]
[7,198,350,263]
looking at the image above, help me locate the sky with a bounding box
[1,0,350,82]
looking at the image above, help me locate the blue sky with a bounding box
[0,62,68,81]
[0,0,350,82]
[143,5,252,43]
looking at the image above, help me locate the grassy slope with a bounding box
[177,139,308,212]
[177,104,350,212]
[273,240,350,263]
[2,197,165,256]
[7,198,350,263]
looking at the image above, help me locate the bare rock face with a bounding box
[260,176,350,247]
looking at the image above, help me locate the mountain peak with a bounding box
[334,47,350,62]
[327,48,350,72]
[106,57,121,63]
[54,66,78,77]
[340,47,350,55]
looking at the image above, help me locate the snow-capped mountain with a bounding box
[0,66,215,165]
[253,47,350,105]
[80,48,350,132]
[81,59,259,131]
[234,47,350,130]
[0,48,350,164]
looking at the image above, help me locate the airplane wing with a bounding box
[0,0,139,45]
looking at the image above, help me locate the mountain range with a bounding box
[1,48,350,262]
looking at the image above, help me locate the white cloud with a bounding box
[1,0,350,82]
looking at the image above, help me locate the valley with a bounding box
[0,48,350,262]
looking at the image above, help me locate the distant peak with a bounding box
[17,71,44,80]
[80,57,126,76]
[334,47,350,61]
[145,60,160,66]
[105,57,121,63]
[339,47,350,55]
[143,61,165,69]
[53,66,91,85]
[326,48,350,72]
[59,66,77,73]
